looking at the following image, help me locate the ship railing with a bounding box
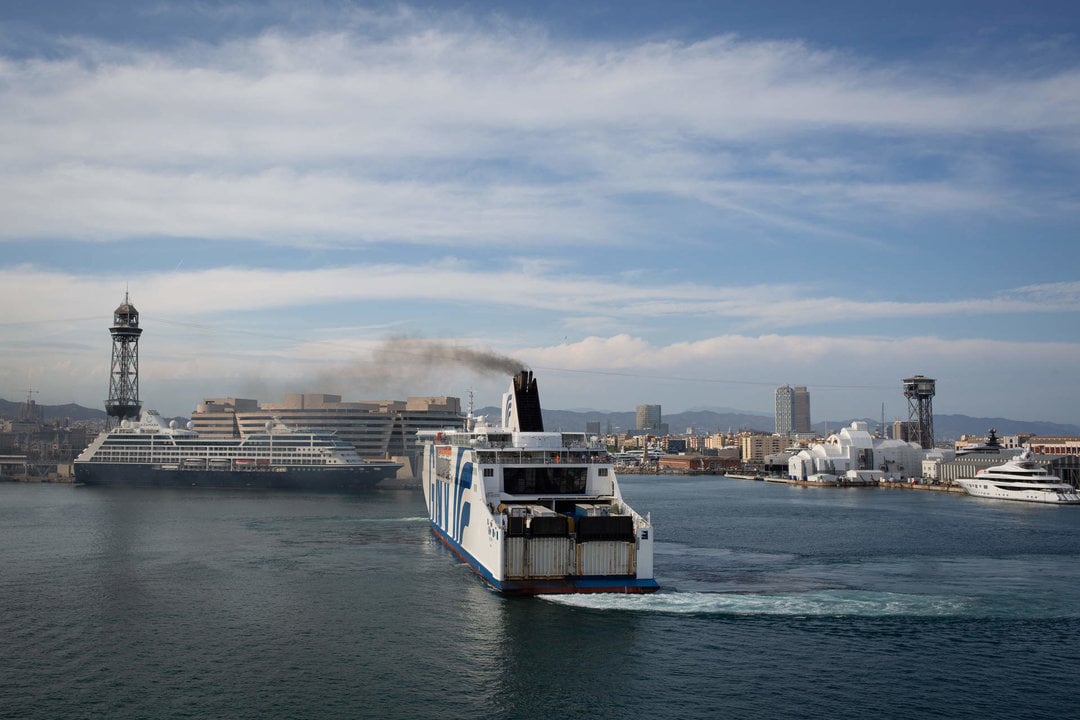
[475,450,613,465]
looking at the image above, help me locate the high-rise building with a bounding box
[775,385,811,435]
[636,404,662,433]
[793,386,811,434]
[775,385,793,435]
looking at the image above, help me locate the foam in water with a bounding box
[543,589,971,617]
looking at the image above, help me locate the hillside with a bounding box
[479,406,1079,439]
[0,399,108,422]
[478,407,775,435]
[4,399,1077,439]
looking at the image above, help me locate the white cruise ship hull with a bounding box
[73,410,401,492]
[75,462,397,491]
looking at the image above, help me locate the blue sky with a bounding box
[2,0,1079,424]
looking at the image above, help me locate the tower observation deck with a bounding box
[105,293,142,424]
[902,375,936,450]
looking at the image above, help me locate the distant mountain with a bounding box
[477,407,775,434]
[813,414,1080,440]
[684,405,771,416]
[0,399,194,426]
[0,399,107,422]
[5,398,1076,440]
[475,405,1079,439]
[928,414,1079,440]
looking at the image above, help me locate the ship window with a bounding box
[503,466,587,495]
[598,468,608,476]
[484,468,494,477]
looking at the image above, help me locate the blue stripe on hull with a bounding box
[429,519,503,589]
[428,521,660,595]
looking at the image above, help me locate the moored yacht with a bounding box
[956,451,1080,504]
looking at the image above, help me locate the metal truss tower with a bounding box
[105,292,143,425]
[902,375,936,449]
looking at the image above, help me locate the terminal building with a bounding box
[788,421,923,482]
[191,393,464,477]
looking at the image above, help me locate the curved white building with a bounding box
[788,421,924,483]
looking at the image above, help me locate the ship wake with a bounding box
[542,588,971,617]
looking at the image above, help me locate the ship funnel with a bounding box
[502,370,544,432]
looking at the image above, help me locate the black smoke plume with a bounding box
[373,337,526,376]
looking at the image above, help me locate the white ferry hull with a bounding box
[427,516,657,594]
[421,371,659,595]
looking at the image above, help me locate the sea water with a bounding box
[1,476,1078,720]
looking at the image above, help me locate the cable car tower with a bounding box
[105,292,142,426]
[902,375,936,449]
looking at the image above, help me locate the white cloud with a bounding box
[0,265,1075,328]
[2,16,1080,245]
[3,285,1077,421]
[2,7,1078,425]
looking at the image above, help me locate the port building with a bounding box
[191,393,464,474]
[738,431,787,464]
[788,421,923,482]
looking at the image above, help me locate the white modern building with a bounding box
[788,421,924,482]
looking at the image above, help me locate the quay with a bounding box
[617,464,967,493]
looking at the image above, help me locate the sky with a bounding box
[1,0,1079,425]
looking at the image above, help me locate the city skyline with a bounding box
[1,1,1079,423]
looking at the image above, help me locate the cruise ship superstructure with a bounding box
[956,450,1080,504]
[420,371,659,595]
[75,411,401,490]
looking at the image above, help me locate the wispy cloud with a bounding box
[1,264,1074,328]
[2,13,1079,246]
[2,4,1078,424]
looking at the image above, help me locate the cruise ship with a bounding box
[956,451,1080,504]
[74,411,401,490]
[420,371,659,595]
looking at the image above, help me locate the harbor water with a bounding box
[2,476,1079,719]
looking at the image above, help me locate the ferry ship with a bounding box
[74,411,401,490]
[956,450,1080,504]
[420,371,659,595]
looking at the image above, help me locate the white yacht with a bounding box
[956,451,1080,504]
